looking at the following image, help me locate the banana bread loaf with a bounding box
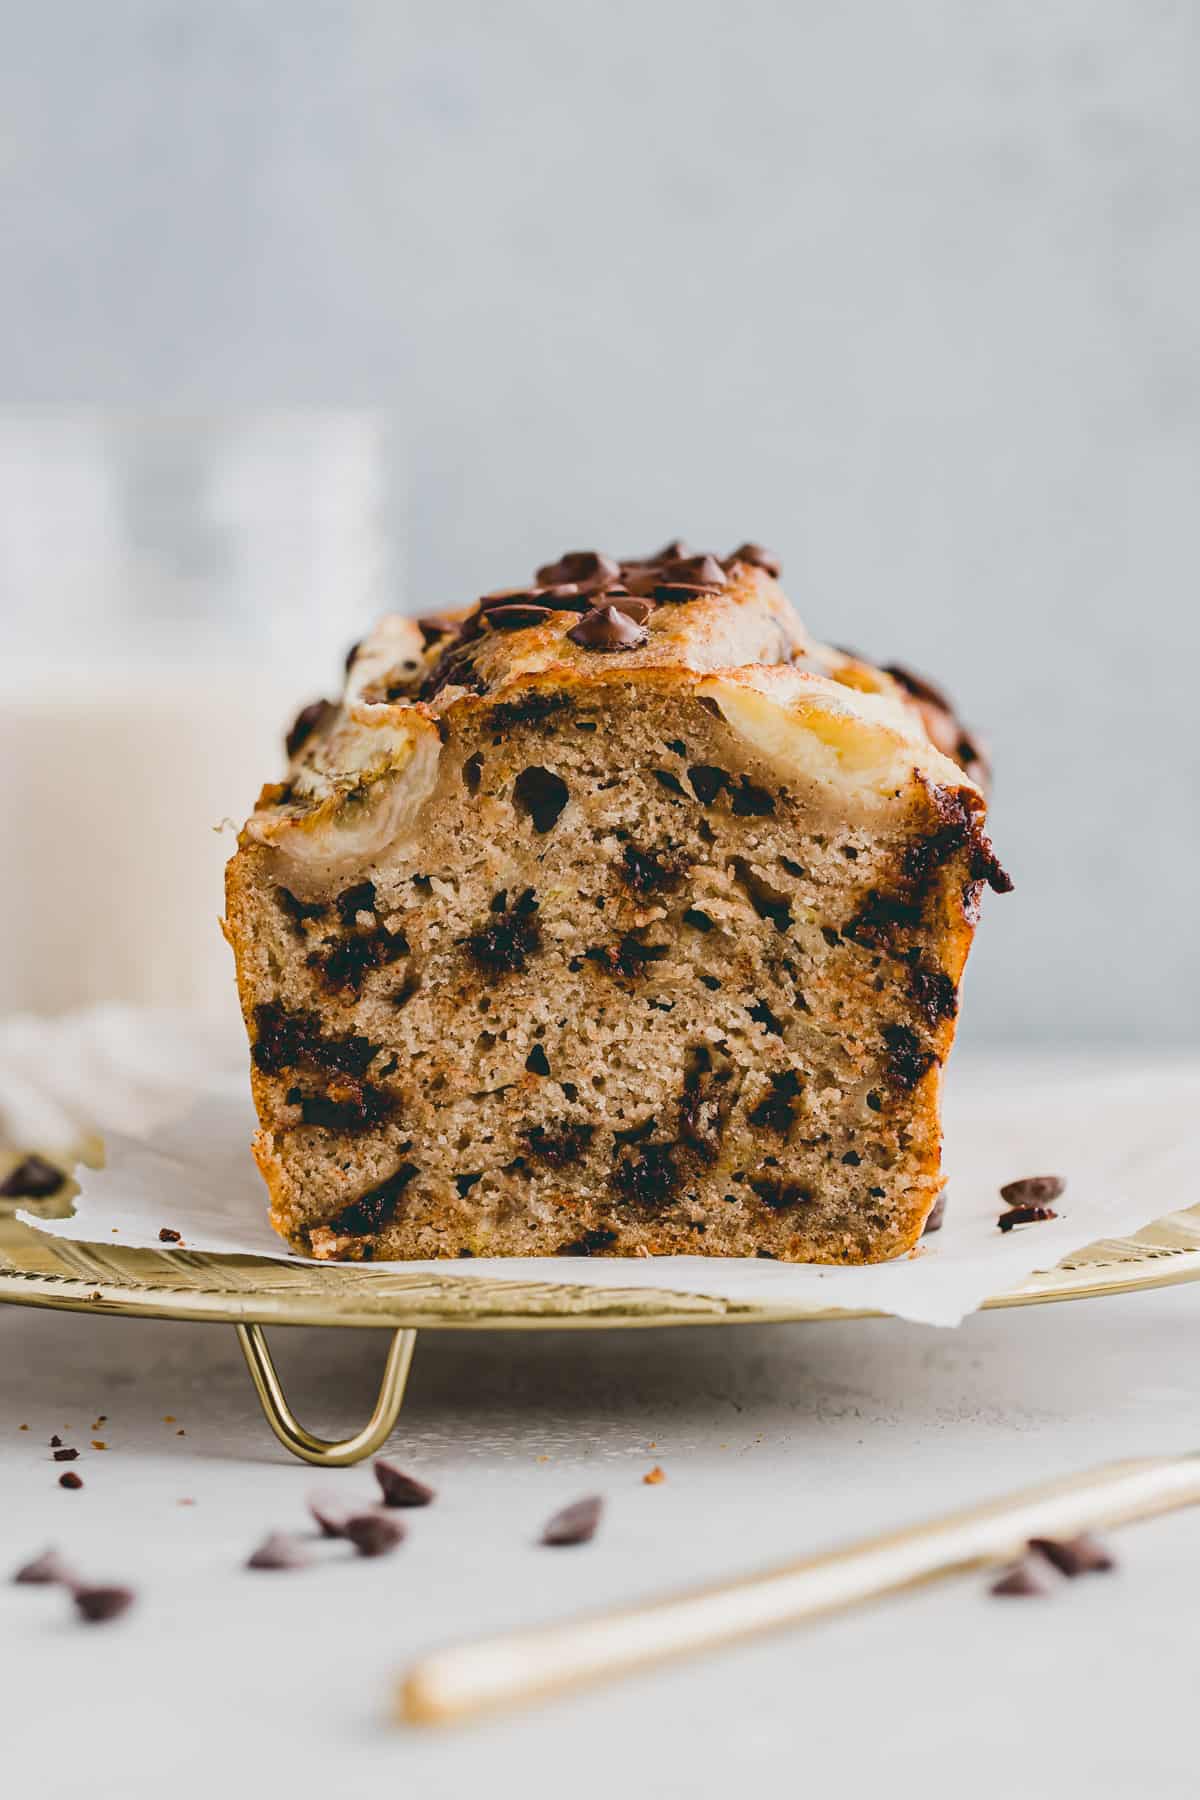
[224,542,1009,1263]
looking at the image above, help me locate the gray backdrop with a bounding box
[2,2,1197,1045]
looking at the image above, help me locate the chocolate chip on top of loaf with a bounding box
[225,542,1008,1264]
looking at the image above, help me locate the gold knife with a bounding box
[401,1453,1200,1727]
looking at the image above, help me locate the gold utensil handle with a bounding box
[402,1454,1200,1726]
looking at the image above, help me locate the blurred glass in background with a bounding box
[0,412,398,1019]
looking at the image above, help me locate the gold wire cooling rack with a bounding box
[3,1206,1200,1467]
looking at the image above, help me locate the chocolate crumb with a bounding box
[525,1043,551,1077]
[58,1472,83,1490]
[344,1511,406,1557]
[1000,1174,1066,1207]
[53,1448,79,1462]
[247,1532,311,1571]
[1029,1533,1115,1577]
[0,1155,66,1199]
[998,1205,1057,1232]
[74,1584,135,1624]
[50,1434,62,1447]
[374,1460,436,1508]
[541,1495,604,1546]
[12,1549,72,1586]
[990,1559,1050,1598]
[158,1228,182,1244]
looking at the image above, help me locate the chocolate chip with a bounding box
[585,936,670,979]
[157,1228,182,1244]
[247,1532,311,1571]
[652,583,714,604]
[747,1072,802,1134]
[466,890,541,974]
[541,1495,604,1546]
[606,595,654,624]
[489,690,572,730]
[725,542,782,578]
[750,1176,812,1211]
[557,1227,619,1256]
[844,890,923,949]
[1028,1533,1114,1577]
[881,1024,936,1090]
[525,1044,551,1076]
[997,1204,1058,1231]
[251,1006,380,1082]
[308,1496,350,1539]
[276,887,326,928]
[307,926,410,995]
[477,586,542,612]
[416,612,461,645]
[483,602,555,630]
[990,1559,1051,1598]
[536,550,621,588]
[730,777,775,817]
[612,1142,679,1210]
[74,1584,136,1623]
[58,1472,83,1490]
[883,662,956,714]
[513,766,570,833]
[50,1434,62,1447]
[687,765,731,805]
[620,842,686,896]
[908,959,959,1026]
[12,1549,72,1585]
[999,1175,1066,1207]
[374,1460,436,1508]
[624,538,691,569]
[0,1155,65,1200]
[660,553,728,589]
[747,999,784,1037]
[567,604,648,652]
[335,880,377,927]
[327,1163,420,1238]
[922,1192,947,1234]
[526,1122,595,1167]
[290,1077,395,1133]
[344,1511,406,1557]
[285,698,335,761]
[53,1448,79,1462]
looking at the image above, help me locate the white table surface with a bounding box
[4,1264,1200,1800]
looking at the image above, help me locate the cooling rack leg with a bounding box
[235,1322,418,1466]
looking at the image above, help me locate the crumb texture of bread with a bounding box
[225,543,1009,1264]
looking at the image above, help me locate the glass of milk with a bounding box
[0,412,398,1023]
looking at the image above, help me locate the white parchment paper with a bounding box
[14,1011,1199,1327]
